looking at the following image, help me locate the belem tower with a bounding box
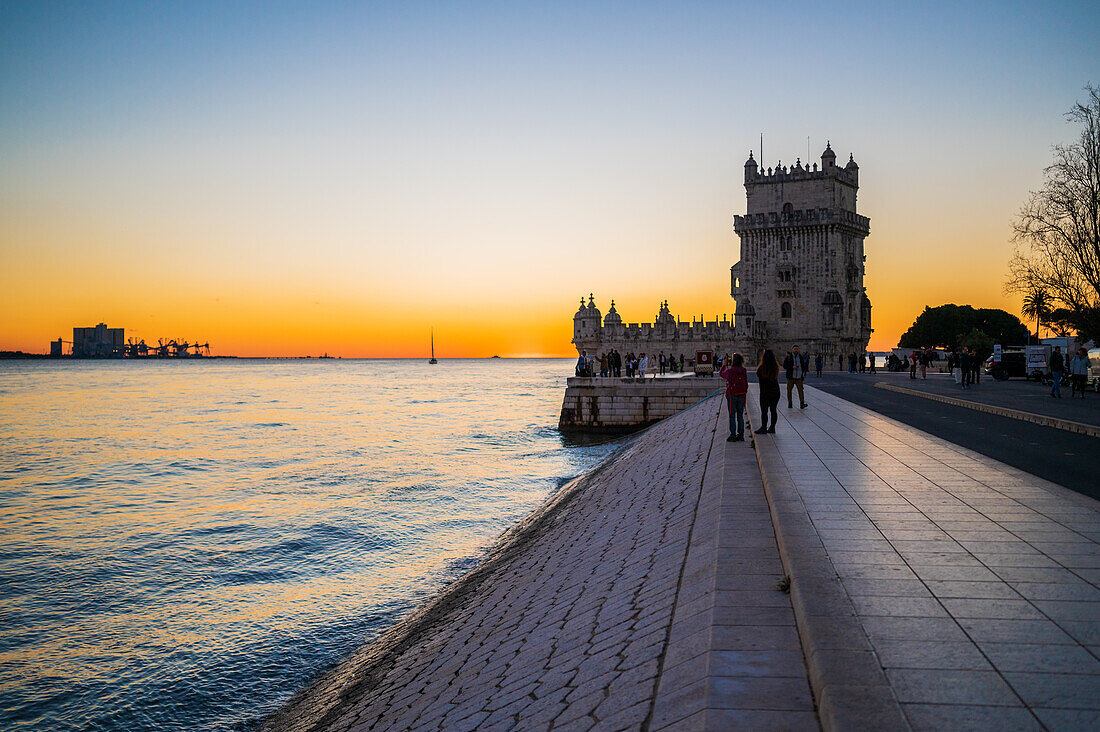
[573,142,872,361]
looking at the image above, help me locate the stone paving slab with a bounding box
[750,383,1100,731]
[262,395,816,732]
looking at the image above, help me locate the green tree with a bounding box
[898,304,1030,350]
[960,328,995,362]
[1006,85,1100,343]
[1021,287,1053,342]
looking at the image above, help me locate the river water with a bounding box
[0,358,621,730]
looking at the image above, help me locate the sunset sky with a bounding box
[2,1,1098,357]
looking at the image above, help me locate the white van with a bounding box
[1089,348,1100,392]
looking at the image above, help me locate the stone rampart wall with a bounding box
[558,376,723,432]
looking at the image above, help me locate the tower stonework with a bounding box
[732,143,872,358]
[572,141,871,363]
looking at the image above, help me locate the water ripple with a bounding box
[0,358,621,731]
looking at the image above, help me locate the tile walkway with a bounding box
[262,395,816,732]
[750,383,1100,730]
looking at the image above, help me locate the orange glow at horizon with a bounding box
[0,192,1028,358]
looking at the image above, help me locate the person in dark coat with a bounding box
[755,349,781,434]
[782,345,809,409]
[1050,346,1064,398]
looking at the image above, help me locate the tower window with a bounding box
[780,236,792,252]
[781,302,792,319]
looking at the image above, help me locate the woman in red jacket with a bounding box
[719,353,748,441]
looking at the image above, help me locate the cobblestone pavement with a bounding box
[752,384,1100,730]
[262,396,815,732]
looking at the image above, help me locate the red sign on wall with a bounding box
[695,350,714,375]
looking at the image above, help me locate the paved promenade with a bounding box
[870,371,1100,430]
[752,383,1100,730]
[263,395,813,732]
[264,383,1100,731]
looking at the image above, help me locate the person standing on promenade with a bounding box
[859,353,866,373]
[959,349,972,389]
[815,353,823,377]
[755,349,781,434]
[972,351,982,385]
[1051,346,1064,398]
[909,351,918,379]
[638,352,649,380]
[838,355,844,371]
[576,351,588,377]
[659,351,667,375]
[869,353,877,373]
[719,353,748,441]
[679,353,685,372]
[783,345,809,409]
[598,352,608,377]
[1070,348,1091,398]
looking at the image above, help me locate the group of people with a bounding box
[1049,346,1093,398]
[718,345,810,441]
[574,349,686,379]
[907,348,939,379]
[946,348,982,388]
[841,352,878,374]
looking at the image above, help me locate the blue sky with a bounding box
[2,1,1098,354]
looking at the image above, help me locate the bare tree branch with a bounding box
[1006,84,1100,341]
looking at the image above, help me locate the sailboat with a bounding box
[429,328,438,364]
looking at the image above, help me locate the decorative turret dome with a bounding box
[821,142,836,169]
[735,300,755,317]
[604,299,622,326]
[845,153,859,171]
[584,293,601,320]
[744,151,757,168]
[656,300,675,325]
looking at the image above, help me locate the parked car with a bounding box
[985,350,1027,380]
[1090,348,1100,392]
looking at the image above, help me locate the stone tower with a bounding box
[731,143,872,357]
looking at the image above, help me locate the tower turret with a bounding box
[744,151,758,182]
[821,141,837,171]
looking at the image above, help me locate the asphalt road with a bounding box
[784,373,1099,500]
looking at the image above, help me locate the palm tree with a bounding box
[1021,288,1053,344]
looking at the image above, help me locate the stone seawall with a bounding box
[558,376,723,432]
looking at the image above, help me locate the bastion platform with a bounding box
[264,387,1100,731]
[557,375,722,432]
